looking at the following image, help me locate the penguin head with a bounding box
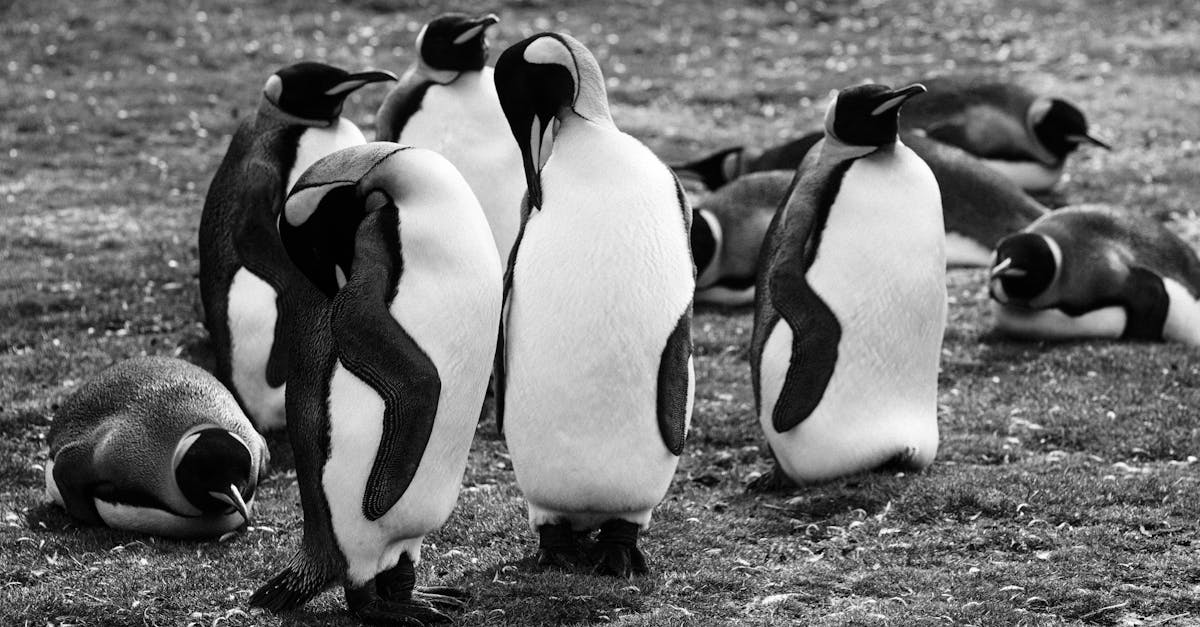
[1029,98,1111,161]
[495,32,613,209]
[416,13,500,79]
[263,62,397,122]
[174,428,254,524]
[824,83,927,149]
[989,232,1061,306]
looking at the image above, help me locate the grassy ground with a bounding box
[3,0,1199,625]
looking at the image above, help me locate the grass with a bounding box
[2,0,1200,625]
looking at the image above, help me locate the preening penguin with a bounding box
[493,32,695,577]
[989,205,1200,345]
[45,357,268,539]
[248,143,501,624]
[375,13,524,264]
[749,84,946,488]
[198,62,395,431]
[899,76,1111,192]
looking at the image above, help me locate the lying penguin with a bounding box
[901,76,1111,192]
[45,357,268,539]
[990,205,1200,345]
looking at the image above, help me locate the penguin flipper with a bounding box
[250,551,336,613]
[1118,266,1169,341]
[656,309,692,456]
[762,163,845,434]
[495,190,535,436]
[374,71,433,142]
[49,441,104,524]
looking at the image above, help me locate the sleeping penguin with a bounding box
[990,205,1200,345]
[900,76,1111,192]
[493,32,694,577]
[750,83,945,488]
[45,357,268,539]
[198,62,395,431]
[248,143,501,624]
[375,13,524,264]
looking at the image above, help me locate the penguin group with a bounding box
[35,7,1200,626]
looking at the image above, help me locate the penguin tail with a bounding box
[249,552,334,613]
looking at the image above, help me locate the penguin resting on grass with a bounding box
[45,357,268,539]
[989,205,1200,345]
[899,76,1111,192]
[248,142,501,625]
[493,32,694,577]
[198,62,395,431]
[750,84,946,488]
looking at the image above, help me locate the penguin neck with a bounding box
[1024,101,1065,166]
[416,60,464,86]
[817,133,884,165]
[256,94,336,129]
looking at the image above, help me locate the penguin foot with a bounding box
[536,522,588,571]
[589,519,648,578]
[347,584,456,626]
[413,587,469,610]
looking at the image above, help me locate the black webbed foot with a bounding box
[346,554,465,625]
[536,521,588,571]
[589,519,648,578]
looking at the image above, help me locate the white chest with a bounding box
[288,118,367,192]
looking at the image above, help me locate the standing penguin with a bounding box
[899,76,1111,192]
[248,142,501,624]
[493,32,694,578]
[375,13,524,264]
[198,62,395,431]
[46,357,268,539]
[989,205,1200,345]
[750,84,946,488]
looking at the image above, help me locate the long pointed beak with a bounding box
[454,14,501,44]
[210,484,252,524]
[990,257,1027,279]
[1066,132,1111,150]
[871,83,927,116]
[324,70,399,96]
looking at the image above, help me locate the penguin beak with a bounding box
[210,484,252,524]
[870,83,927,116]
[990,257,1027,279]
[324,70,399,97]
[1065,132,1112,150]
[454,14,500,44]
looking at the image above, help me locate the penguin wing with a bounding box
[49,440,105,524]
[374,71,434,142]
[762,162,847,433]
[656,177,694,455]
[925,104,1036,162]
[495,190,536,435]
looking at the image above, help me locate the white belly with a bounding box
[504,127,694,529]
[227,268,285,430]
[1162,278,1200,346]
[400,70,525,264]
[93,498,249,539]
[944,231,994,267]
[760,146,945,482]
[981,158,1063,193]
[288,118,367,192]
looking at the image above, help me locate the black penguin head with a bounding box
[263,62,397,122]
[692,208,719,286]
[417,13,500,75]
[495,32,613,209]
[1029,98,1111,160]
[824,83,927,148]
[989,232,1060,305]
[175,428,254,523]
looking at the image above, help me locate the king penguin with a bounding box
[989,205,1200,345]
[248,142,501,625]
[45,357,268,539]
[692,172,791,306]
[749,83,946,488]
[375,13,525,265]
[493,32,694,577]
[198,62,396,431]
[899,76,1111,192]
